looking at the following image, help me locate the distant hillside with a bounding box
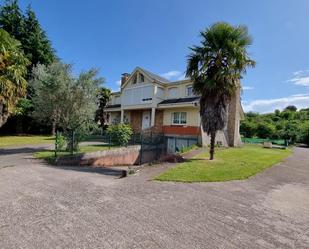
[240,106,309,145]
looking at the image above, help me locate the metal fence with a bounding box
[55,130,168,164]
[241,137,286,146]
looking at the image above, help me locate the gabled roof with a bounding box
[138,67,170,84]
[121,67,170,89]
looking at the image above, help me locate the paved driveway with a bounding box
[0,146,309,248]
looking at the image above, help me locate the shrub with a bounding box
[107,124,133,146]
[256,122,275,139]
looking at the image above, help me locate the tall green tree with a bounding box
[0,1,55,73]
[186,22,255,160]
[0,0,24,41]
[0,0,56,133]
[22,7,55,72]
[0,28,29,127]
[95,87,110,131]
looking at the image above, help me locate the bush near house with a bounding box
[107,124,133,146]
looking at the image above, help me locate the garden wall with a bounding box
[56,145,160,167]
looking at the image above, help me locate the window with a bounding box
[140,73,144,82]
[187,86,193,96]
[172,112,187,125]
[133,75,137,84]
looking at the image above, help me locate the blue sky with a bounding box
[4,0,309,113]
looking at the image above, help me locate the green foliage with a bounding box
[186,22,255,159]
[107,124,133,146]
[255,122,275,139]
[284,105,297,112]
[95,87,110,130]
[0,0,55,74]
[0,0,56,132]
[0,28,29,127]
[30,62,103,141]
[241,107,309,144]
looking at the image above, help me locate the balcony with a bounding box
[121,84,154,107]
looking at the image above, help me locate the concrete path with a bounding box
[0,145,308,248]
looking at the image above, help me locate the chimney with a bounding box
[121,73,130,87]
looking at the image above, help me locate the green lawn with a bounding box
[155,145,292,182]
[33,144,118,163]
[0,135,54,148]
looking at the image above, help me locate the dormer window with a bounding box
[140,73,144,82]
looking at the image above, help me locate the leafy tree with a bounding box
[186,22,255,160]
[255,122,275,139]
[30,62,72,134]
[95,87,110,131]
[240,119,256,138]
[280,121,299,144]
[30,62,103,150]
[284,105,297,112]
[0,28,29,127]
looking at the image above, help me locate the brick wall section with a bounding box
[151,110,163,133]
[162,125,201,136]
[130,110,142,134]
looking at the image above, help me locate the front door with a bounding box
[142,110,151,130]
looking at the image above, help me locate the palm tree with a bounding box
[0,28,29,127]
[186,22,255,160]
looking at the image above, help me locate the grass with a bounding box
[33,144,118,163]
[0,135,54,148]
[155,145,292,182]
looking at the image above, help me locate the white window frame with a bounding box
[172,112,187,125]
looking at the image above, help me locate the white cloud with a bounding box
[242,93,309,113]
[288,69,309,86]
[161,70,183,80]
[116,80,121,86]
[242,86,254,90]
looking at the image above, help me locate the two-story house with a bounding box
[105,67,243,152]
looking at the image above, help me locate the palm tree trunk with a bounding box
[210,130,216,160]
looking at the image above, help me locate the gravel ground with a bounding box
[0,145,309,249]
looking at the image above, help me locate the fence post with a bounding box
[70,130,74,155]
[139,133,143,165]
[54,130,58,158]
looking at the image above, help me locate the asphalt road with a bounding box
[0,145,309,248]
